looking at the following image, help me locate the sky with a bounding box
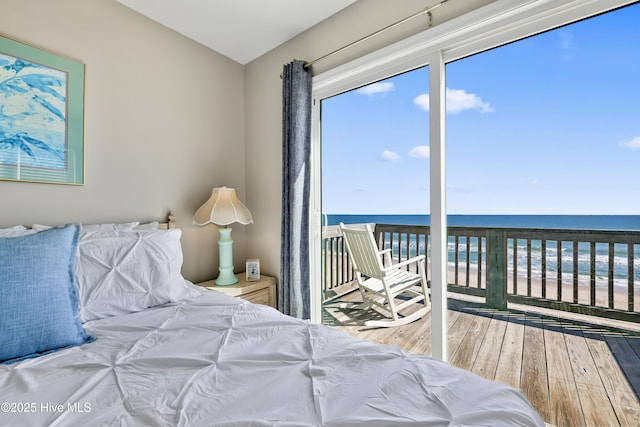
[321,2,640,215]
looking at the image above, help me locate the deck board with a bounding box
[470,314,508,380]
[543,318,585,426]
[605,334,640,398]
[326,295,640,427]
[521,313,552,422]
[449,313,492,371]
[562,322,619,426]
[401,310,433,354]
[445,307,476,360]
[583,332,640,426]
[494,312,526,389]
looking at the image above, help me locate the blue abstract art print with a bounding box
[0,34,84,185]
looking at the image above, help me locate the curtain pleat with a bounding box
[280,60,312,319]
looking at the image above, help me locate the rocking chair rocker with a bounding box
[339,222,430,328]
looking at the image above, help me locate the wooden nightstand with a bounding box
[197,273,277,308]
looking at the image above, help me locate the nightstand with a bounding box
[197,273,277,308]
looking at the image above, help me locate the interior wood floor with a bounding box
[323,292,640,427]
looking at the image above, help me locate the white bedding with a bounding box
[1,287,543,426]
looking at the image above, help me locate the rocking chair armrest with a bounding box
[383,254,425,271]
[378,248,393,267]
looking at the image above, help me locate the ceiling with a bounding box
[115,0,358,65]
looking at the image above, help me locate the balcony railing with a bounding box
[322,223,640,323]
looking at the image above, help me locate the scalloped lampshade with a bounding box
[194,187,253,226]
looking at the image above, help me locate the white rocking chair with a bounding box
[339,222,430,328]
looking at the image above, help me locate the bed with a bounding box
[0,214,544,426]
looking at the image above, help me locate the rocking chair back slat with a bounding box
[340,223,384,279]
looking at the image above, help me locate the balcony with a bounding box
[322,223,640,426]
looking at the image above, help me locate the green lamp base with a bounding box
[215,227,238,286]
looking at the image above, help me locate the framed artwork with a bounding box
[246,259,260,281]
[0,34,84,185]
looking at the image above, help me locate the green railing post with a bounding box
[486,230,507,309]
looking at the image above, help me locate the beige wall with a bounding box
[244,0,495,280]
[1,0,246,283]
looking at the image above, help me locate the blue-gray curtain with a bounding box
[280,60,313,319]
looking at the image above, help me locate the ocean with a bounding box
[327,214,640,230]
[327,214,640,288]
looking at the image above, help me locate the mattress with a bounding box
[0,288,544,426]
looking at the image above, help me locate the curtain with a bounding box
[280,60,313,319]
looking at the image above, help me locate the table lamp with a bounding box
[194,187,253,285]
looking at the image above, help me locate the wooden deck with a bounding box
[323,294,640,427]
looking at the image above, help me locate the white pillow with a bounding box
[32,222,141,233]
[81,222,140,233]
[131,221,159,231]
[31,224,52,232]
[0,225,34,237]
[76,228,199,321]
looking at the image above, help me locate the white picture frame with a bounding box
[246,259,260,281]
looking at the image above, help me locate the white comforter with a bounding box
[1,289,543,426]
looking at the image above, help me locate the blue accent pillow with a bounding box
[0,224,93,364]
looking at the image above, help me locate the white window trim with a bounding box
[309,0,636,361]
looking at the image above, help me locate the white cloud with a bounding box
[409,146,430,159]
[413,88,493,114]
[620,136,640,150]
[413,94,429,111]
[446,88,493,114]
[356,81,394,96]
[380,150,400,161]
